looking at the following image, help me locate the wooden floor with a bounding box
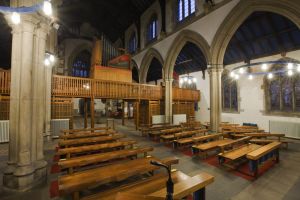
[0,117,300,200]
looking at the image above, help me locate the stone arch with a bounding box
[68,43,92,75]
[139,48,164,83]
[211,0,300,65]
[131,59,140,83]
[125,24,138,52]
[164,30,211,80]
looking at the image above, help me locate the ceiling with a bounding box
[57,0,155,42]
[224,11,300,65]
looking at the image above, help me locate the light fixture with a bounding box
[192,77,197,83]
[183,77,188,82]
[267,73,273,79]
[234,74,239,80]
[43,0,53,16]
[287,70,293,76]
[11,12,20,25]
[239,67,245,74]
[179,78,184,84]
[248,74,253,80]
[287,63,294,70]
[188,79,192,84]
[230,71,235,77]
[261,63,268,71]
[49,54,55,62]
[297,64,300,72]
[44,58,50,66]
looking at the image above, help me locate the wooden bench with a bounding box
[61,127,109,135]
[218,144,261,167]
[58,146,154,174]
[192,139,233,158]
[217,136,252,153]
[141,125,181,137]
[250,139,289,148]
[58,156,179,199]
[82,170,213,200]
[59,129,116,140]
[160,129,202,143]
[56,140,137,158]
[58,134,125,147]
[172,129,209,148]
[150,127,183,140]
[246,142,281,177]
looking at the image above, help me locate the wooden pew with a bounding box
[217,136,251,153]
[58,147,154,174]
[192,138,233,158]
[233,133,285,139]
[172,129,209,148]
[61,127,109,135]
[218,144,261,167]
[249,138,290,148]
[58,156,179,199]
[246,142,281,177]
[141,125,181,137]
[59,129,116,140]
[58,134,125,147]
[82,170,214,200]
[56,140,137,158]
[150,127,183,140]
[160,129,202,143]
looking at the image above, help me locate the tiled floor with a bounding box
[0,118,300,200]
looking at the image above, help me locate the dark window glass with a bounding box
[177,0,196,22]
[295,78,300,111]
[281,78,293,111]
[147,17,157,43]
[128,33,137,54]
[231,81,238,110]
[222,75,238,112]
[72,50,91,78]
[269,79,281,111]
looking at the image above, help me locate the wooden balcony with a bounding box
[0,70,10,95]
[0,71,200,102]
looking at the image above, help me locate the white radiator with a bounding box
[269,120,300,139]
[0,120,9,143]
[51,119,69,138]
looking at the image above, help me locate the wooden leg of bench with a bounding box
[275,149,280,163]
[72,192,80,200]
[193,187,205,200]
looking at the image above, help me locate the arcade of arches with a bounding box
[0,0,300,199]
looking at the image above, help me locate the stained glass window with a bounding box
[269,79,280,111]
[147,16,157,43]
[177,0,196,22]
[222,74,238,112]
[72,50,91,78]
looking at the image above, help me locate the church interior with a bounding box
[1,0,300,199]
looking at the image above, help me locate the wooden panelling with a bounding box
[0,70,10,95]
[0,96,9,120]
[93,66,132,83]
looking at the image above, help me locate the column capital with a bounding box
[164,78,174,82]
[207,65,224,74]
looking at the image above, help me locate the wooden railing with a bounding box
[1,72,200,101]
[52,75,200,101]
[0,70,10,95]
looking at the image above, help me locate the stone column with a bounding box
[208,65,223,132]
[164,78,173,123]
[3,13,50,191]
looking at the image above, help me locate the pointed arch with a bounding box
[131,59,140,83]
[211,0,300,65]
[164,30,211,80]
[139,48,164,83]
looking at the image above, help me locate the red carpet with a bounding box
[51,163,61,174]
[49,180,59,198]
[203,156,277,181]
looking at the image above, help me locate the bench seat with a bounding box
[218,144,261,162]
[59,130,116,140]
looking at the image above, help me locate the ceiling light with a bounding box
[44,58,50,66]
[179,78,184,84]
[248,74,253,80]
[43,1,53,16]
[267,73,273,79]
[49,55,55,62]
[11,12,20,25]
[288,70,293,76]
[188,79,192,84]
[234,74,239,80]
[287,63,294,70]
[239,68,245,74]
[297,64,300,72]
[230,71,235,78]
[192,77,197,83]
[261,63,268,71]
[183,77,188,82]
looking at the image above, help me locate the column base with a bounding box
[3,160,47,191]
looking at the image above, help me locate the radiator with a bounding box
[269,120,300,139]
[51,119,69,138]
[0,120,9,143]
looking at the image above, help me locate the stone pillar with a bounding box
[3,13,50,191]
[208,65,223,132]
[164,78,173,124]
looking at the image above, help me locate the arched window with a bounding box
[177,0,196,22]
[128,33,137,54]
[222,73,238,112]
[72,50,91,78]
[265,61,300,114]
[147,15,158,43]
